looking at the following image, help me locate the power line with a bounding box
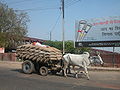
[8,0,33,5]
[50,13,61,32]
[65,0,81,8]
[66,0,81,8]
[65,0,72,5]
[50,13,61,40]
[7,0,58,9]
[65,0,74,6]
[15,7,59,12]
[7,0,47,5]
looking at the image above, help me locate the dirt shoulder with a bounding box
[0,61,120,71]
[0,61,22,69]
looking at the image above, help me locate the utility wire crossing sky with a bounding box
[2,0,120,52]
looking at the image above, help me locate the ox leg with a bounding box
[82,61,90,80]
[75,67,82,78]
[84,67,90,80]
[73,66,78,78]
[67,65,71,74]
[73,66,75,73]
[72,66,78,78]
[75,71,79,78]
[73,66,80,78]
[63,62,68,77]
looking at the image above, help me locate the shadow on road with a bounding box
[51,72,87,79]
[10,69,87,80]
[11,69,23,73]
[11,69,39,75]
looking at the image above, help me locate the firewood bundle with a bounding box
[16,44,62,62]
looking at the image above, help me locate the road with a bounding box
[0,61,120,90]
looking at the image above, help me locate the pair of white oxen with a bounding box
[62,52,104,80]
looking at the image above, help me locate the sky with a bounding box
[1,0,120,53]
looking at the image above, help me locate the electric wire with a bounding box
[7,0,46,5]
[49,12,61,40]
[50,13,61,32]
[15,7,59,12]
[65,0,81,8]
[8,0,33,5]
[65,0,74,6]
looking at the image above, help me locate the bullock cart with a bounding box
[16,44,63,76]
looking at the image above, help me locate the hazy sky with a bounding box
[2,0,120,41]
[1,0,120,52]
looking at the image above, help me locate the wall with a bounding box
[91,49,120,67]
[0,53,16,61]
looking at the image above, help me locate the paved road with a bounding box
[0,61,120,90]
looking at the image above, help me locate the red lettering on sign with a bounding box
[93,20,120,26]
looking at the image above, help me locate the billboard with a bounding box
[75,16,120,47]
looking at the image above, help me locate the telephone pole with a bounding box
[61,0,65,54]
[50,31,52,41]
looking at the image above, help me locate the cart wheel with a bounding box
[39,66,48,76]
[22,60,34,74]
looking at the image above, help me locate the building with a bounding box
[23,37,45,44]
[91,49,120,67]
[0,37,46,61]
[5,36,45,52]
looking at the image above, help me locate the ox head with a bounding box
[90,53,104,66]
[96,52,104,65]
[83,52,90,58]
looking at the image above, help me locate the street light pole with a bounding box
[50,31,52,41]
[61,0,65,54]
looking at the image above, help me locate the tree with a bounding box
[0,32,7,47]
[74,47,91,54]
[0,2,29,49]
[65,41,75,53]
[43,40,62,51]
[44,40,91,54]
[65,41,91,54]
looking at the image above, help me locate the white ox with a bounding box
[62,52,103,80]
[90,52,104,66]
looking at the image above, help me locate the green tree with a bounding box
[0,2,29,49]
[65,41,91,54]
[0,32,7,47]
[75,47,91,54]
[43,40,62,51]
[44,40,91,54]
[65,41,75,53]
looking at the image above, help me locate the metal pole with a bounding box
[61,0,65,54]
[50,31,52,41]
[112,47,115,67]
[74,20,77,48]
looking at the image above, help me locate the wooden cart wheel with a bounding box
[22,60,34,74]
[39,66,48,76]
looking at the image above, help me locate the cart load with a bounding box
[16,44,62,62]
[16,44,63,76]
